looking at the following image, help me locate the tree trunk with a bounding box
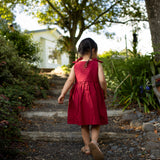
[69,45,76,64]
[145,0,160,56]
[69,36,77,66]
[68,37,78,64]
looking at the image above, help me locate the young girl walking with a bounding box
[58,38,108,160]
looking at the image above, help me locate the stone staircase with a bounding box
[18,73,148,160]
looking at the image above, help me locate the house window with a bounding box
[48,47,57,64]
[48,47,61,65]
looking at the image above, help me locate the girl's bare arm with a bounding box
[58,66,75,104]
[98,62,107,99]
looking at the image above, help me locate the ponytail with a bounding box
[85,41,92,68]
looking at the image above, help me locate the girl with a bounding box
[58,38,108,160]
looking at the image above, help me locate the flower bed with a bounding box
[0,34,49,159]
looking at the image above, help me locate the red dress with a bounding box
[67,58,108,125]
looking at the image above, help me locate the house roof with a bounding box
[26,28,62,35]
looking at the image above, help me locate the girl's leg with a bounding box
[91,125,100,142]
[89,125,104,159]
[81,125,90,150]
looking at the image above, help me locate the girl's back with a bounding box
[67,58,108,126]
[74,58,99,83]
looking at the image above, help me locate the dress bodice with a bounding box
[73,58,103,83]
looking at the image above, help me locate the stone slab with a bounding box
[21,110,133,118]
[33,99,69,105]
[142,122,155,132]
[20,131,136,141]
[145,141,160,151]
[21,111,68,118]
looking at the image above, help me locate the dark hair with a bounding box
[78,38,98,67]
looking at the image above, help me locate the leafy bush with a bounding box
[99,50,126,89]
[0,94,21,159]
[0,24,39,63]
[0,35,49,102]
[61,65,71,74]
[99,51,159,112]
[0,34,49,158]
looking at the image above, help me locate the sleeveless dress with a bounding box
[67,57,108,125]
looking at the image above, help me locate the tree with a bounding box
[145,0,160,56]
[0,21,39,63]
[8,0,147,63]
[0,0,30,23]
[0,0,18,22]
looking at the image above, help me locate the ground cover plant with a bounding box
[0,33,49,159]
[99,50,159,113]
[0,23,40,63]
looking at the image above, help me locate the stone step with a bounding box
[47,88,70,97]
[49,79,66,85]
[20,116,135,133]
[20,131,136,142]
[50,74,68,79]
[21,110,67,118]
[27,104,67,112]
[15,137,146,160]
[20,111,135,134]
[51,85,63,89]
[33,98,111,107]
[21,110,133,118]
[33,99,69,106]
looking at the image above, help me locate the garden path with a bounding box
[15,73,157,160]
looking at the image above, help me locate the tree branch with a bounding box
[81,0,88,7]
[76,17,85,42]
[61,0,72,30]
[103,18,148,24]
[84,0,121,30]
[75,0,100,41]
[61,0,71,13]
[45,0,64,19]
[69,0,87,40]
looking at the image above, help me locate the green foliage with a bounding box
[100,50,127,57]
[0,2,14,22]
[149,53,160,75]
[61,65,71,75]
[0,35,49,104]
[2,0,147,62]
[0,34,49,158]
[0,0,30,22]
[0,24,40,63]
[1,85,34,107]
[31,0,146,32]
[99,51,159,113]
[99,50,126,89]
[0,92,21,159]
[17,0,147,62]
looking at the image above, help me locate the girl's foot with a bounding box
[89,141,104,160]
[81,146,91,155]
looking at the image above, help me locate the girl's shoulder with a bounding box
[94,58,103,63]
[73,57,103,64]
[72,57,83,64]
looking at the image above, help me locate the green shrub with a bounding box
[0,24,39,63]
[99,51,159,113]
[0,93,21,159]
[0,33,49,158]
[0,35,49,102]
[99,51,126,89]
[0,85,34,107]
[61,65,71,75]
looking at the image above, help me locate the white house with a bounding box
[27,28,69,69]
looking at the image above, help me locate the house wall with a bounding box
[29,29,69,68]
[61,53,69,66]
